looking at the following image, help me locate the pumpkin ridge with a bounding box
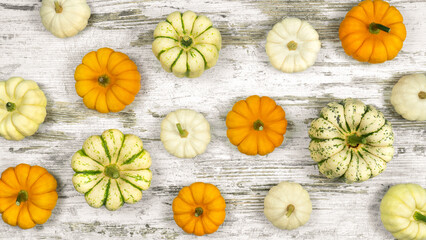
[170,49,184,72]
[378,4,391,22]
[119,177,142,191]
[100,135,112,163]
[180,13,185,35]
[84,176,106,196]
[121,149,144,166]
[7,115,26,137]
[154,36,178,41]
[194,25,213,39]
[191,47,207,68]
[318,116,346,135]
[14,165,30,189]
[102,180,111,205]
[367,37,377,62]
[28,192,57,211]
[189,16,199,35]
[114,179,125,207]
[360,148,390,163]
[165,20,179,36]
[228,129,250,146]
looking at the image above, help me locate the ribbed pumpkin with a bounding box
[339,0,406,63]
[226,95,287,155]
[0,164,58,229]
[172,182,226,236]
[74,48,141,113]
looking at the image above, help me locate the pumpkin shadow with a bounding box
[367,183,394,239]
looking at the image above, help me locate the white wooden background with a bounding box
[0,0,425,239]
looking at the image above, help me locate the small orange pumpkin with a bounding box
[339,0,406,63]
[172,182,226,236]
[0,164,58,229]
[74,48,141,113]
[226,95,287,155]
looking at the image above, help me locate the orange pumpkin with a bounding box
[0,164,58,229]
[226,95,287,155]
[339,0,406,63]
[172,182,226,236]
[74,48,141,113]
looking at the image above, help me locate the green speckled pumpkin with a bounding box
[71,129,152,211]
[308,98,394,183]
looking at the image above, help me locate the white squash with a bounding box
[0,77,47,141]
[160,109,211,158]
[40,0,91,38]
[391,73,426,121]
[380,184,426,240]
[152,11,222,78]
[71,129,152,211]
[264,182,312,230]
[266,18,321,73]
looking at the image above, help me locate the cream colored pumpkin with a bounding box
[160,109,211,158]
[266,18,321,73]
[40,0,91,38]
[71,129,152,211]
[152,11,222,78]
[264,182,312,230]
[0,77,47,141]
[391,73,426,121]
[380,184,426,240]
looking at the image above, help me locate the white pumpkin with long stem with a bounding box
[160,109,211,158]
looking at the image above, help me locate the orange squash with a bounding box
[172,182,226,236]
[339,0,406,63]
[226,95,287,155]
[74,48,141,113]
[0,164,58,229]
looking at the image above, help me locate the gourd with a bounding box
[391,74,426,121]
[152,11,222,78]
[380,183,425,240]
[40,0,91,38]
[226,95,287,155]
[266,18,321,73]
[0,77,47,141]
[264,182,312,230]
[74,48,141,113]
[71,129,152,211]
[0,164,58,229]
[308,98,394,183]
[172,182,226,236]
[160,109,211,158]
[339,0,406,63]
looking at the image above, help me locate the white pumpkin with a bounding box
[152,11,222,78]
[266,18,321,73]
[0,77,47,141]
[160,109,211,158]
[264,182,312,230]
[72,129,152,211]
[391,73,426,121]
[40,0,91,38]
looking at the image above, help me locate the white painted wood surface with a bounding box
[0,0,425,239]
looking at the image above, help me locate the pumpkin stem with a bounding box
[286,204,295,217]
[6,102,16,112]
[16,190,28,206]
[176,123,189,138]
[413,211,426,223]
[98,75,110,87]
[104,164,120,179]
[180,36,193,48]
[419,91,426,99]
[194,207,203,217]
[369,23,390,34]
[253,120,264,131]
[346,134,367,147]
[287,40,298,51]
[54,1,63,13]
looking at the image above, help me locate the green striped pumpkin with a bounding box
[308,98,394,183]
[152,11,222,78]
[71,129,152,211]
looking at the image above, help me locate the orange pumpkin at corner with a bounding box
[226,95,287,156]
[172,182,226,236]
[0,164,58,229]
[339,0,406,64]
[74,48,141,113]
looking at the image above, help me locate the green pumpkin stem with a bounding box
[6,102,16,112]
[347,134,367,147]
[104,164,120,179]
[98,75,110,87]
[286,204,295,217]
[180,36,193,48]
[287,40,298,51]
[54,1,63,13]
[16,190,28,206]
[369,23,390,34]
[419,91,426,99]
[194,207,203,217]
[253,120,264,131]
[176,123,189,138]
[413,211,426,223]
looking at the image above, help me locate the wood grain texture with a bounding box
[0,0,425,239]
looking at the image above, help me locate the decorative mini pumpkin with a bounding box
[380,184,425,240]
[40,0,91,38]
[339,0,406,63]
[266,18,321,73]
[264,182,312,230]
[309,98,394,183]
[74,48,141,113]
[173,182,226,236]
[160,109,211,158]
[391,74,426,121]
[0,164,58,229]
[152,11,222,78]
[0,77,47,141]
[71,129,152,211]
[226,95,287,155]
